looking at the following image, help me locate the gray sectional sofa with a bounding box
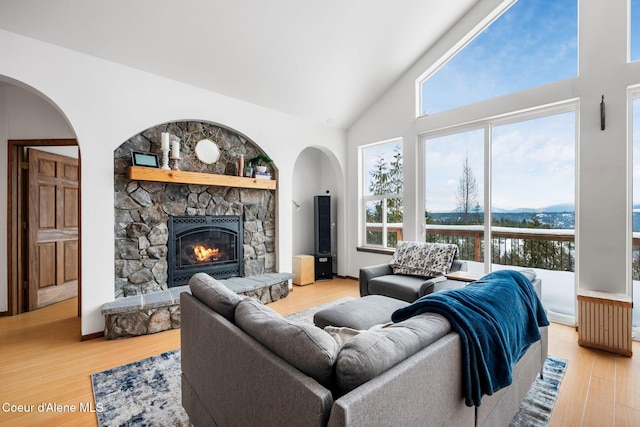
[181,272,548,427]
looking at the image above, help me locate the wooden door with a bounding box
[27,149,79,310]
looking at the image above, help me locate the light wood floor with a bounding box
[1,277,639,426]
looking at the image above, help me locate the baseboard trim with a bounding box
[81,330,104,341]
[335,275,358,281]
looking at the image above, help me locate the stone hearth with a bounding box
[101,272,293,339]
[114,121,277,299]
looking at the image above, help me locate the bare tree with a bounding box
[455,155,480,224]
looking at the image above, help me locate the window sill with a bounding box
[356,246,395,255]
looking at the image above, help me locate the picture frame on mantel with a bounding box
[131,151,160,168]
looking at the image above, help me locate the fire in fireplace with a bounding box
[167,215,243,287]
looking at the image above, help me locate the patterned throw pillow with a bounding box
[390,241,458,277]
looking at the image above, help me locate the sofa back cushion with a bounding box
[335,313,451,393]
[235,298,339,388]
[189,272,243,322]
[390,241,458,277]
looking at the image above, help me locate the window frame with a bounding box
[415,1,514,118]
[419,100,578,270]
[627,85,640,298]
[359,138,404,250]
[631,0,640,62]
[416,0,578,118]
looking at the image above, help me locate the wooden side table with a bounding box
[444,271,484,282]
[292,255,315,286]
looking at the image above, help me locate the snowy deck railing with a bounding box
[425,225,576,272]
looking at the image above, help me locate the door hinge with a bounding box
[20,162,29,170]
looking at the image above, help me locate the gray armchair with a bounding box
[360,259,467,302]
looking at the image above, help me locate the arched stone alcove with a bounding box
[113,121,277,299]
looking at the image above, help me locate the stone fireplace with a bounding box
[114,121,277,299]
[168,214,243,287]
[104,121,293,339]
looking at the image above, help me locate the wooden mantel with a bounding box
[128,166,277,190]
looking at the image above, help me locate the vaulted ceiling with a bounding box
[0,0,479,129]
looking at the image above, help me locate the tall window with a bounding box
[423,107,576,320]
[419,0,577,116]
[491,112,576,274]
[361,140,403,248]
[424,129,485,262]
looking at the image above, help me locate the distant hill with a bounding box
[427,205,576,229]
[538,203,574,213]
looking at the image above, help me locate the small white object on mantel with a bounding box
[171,140,181,159]
[160,132,171,170]
[194,139,220,164]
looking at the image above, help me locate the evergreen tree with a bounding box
[366,145,403,245]
[367,145,402,221]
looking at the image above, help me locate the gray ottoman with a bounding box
[313,295,410,330]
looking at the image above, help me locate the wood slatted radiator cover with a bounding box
[577,289,632,356]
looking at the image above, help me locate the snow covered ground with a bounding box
[465,262,640,339]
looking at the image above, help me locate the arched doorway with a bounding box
[292,146,344,275]
[1,80,81,318]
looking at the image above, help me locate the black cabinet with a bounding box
[314,256,333,281]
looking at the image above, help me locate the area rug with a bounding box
[509,355,567,427]
[91,299,566,427]
[91,349,188,427]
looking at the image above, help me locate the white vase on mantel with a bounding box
[256,165,267,173]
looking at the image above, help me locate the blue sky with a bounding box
[366,0,640,217]
[424,129,483,212]
[424,112,575,213]
[421,0,577,115]
[424,1,578,213]
[634,0,640,61]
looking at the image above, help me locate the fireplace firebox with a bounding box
[167,215,243,287]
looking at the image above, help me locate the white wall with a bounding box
[320,153,340,272]
[0,85,6,312]
[291,147,343,273]
[0,29,346,335]
[346,0,640,304]
[6,86,76,138]
[292,148,323,256]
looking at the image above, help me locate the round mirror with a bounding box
[195,139,220,164]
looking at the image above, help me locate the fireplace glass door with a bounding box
[168,215,243,287]
[176,228,237,268]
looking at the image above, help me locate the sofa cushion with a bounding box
[368,274,431,303]
[189,272,243,322]
[335,313,451,393]
[235,298,339,387]
[518,268,537,282]
[390,241,458,277]
[313,294,410,329]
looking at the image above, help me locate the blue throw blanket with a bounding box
[391,270,549,407]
